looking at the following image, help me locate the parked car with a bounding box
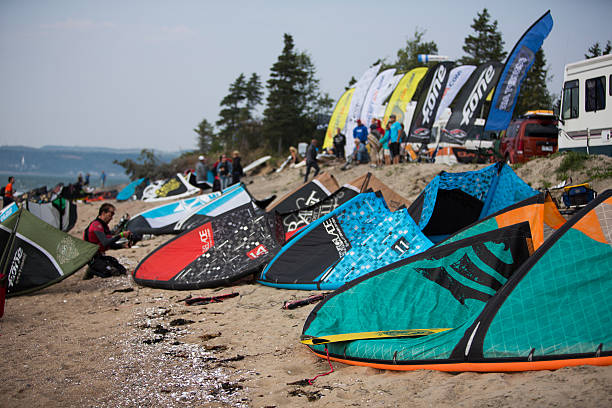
[499,110,558,164]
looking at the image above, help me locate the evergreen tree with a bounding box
[244,73,263,120]
[345,76,357,91]
[194,118,216,153]
[216,73,247,149]
[585,40,611,58]
[395,29,439,72]
[514,49,552,117]
[263,33,327,153]
[460,8,507,65]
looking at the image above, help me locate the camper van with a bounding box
[558,54,612,155]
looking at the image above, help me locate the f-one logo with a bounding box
[422,65,447,125]
[198,223,214,253]
[323,218,349,257]
[461,65,495,126]
[247,244,268,260]
[7,247,25,288]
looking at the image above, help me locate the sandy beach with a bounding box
[1,156,611,407]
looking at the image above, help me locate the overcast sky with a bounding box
[0,0,609,151]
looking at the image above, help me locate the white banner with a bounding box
[434,65,476,122]
[360,68,396,127]
[345,64,381,156]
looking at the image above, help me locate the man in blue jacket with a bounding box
[353,119,368,145]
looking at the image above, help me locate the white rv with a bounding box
[558,54,612,155]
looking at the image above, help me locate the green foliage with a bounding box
[345,76,357,91]
[585,40,611,59]
[214,72,264,153]
[394,29,439,72]
[263,33,329,154]
[514,49,552,117]
[113,149,178,181]
[194,118,217,154]
[586,164,612,180]
[556,151,590,176]
[459,8,507,65]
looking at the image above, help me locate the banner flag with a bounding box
[345,64,381,156]
[484,11,553,131]
[434,65,476,122]
[408,61,455,143]
[360,69,396,127]
[382,67,428,127]
[443,62,503,144]
[323,89,355,149]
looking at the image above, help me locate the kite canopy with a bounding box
[24,197,78,232]
[259,192,433,290]
[0,209,98,298]
[133,202,283,290]
[302,191,612,372]
[408,162,537,242]
[126,184,243,235]
[141,173,199,202]
[265,172,339,213]
[116,178,148,201]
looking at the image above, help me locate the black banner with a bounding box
[443,62,503,144]
[408,61,454,143]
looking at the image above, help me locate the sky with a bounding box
[0,0,610,152]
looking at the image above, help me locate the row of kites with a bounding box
[1,157,611,372]
[323,11,554,156]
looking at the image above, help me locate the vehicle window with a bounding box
[506,123,519,139]
[524,123,558,138]
[585,76,606,112]
[561,80,579,120]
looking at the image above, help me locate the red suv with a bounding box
[499,111,558,164]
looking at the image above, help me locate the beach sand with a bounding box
[1,157,611,407]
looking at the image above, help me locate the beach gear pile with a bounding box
[1,163,610,373]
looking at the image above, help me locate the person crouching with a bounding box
[83,203,132,279]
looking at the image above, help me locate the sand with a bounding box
[1,157,611,408]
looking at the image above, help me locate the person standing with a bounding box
[368,118,382,167]
[231,151,244,185]
[353,119,368,145]
[216,154,233,189]
[388,114,403,164]
[195,155,209,192]
[304,138,320,183]
[332,128,346,159]
[100,171,106,188]
[83,203,132,279]
[3,176,15,208]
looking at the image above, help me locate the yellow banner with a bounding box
[323,88,354,149]
[382,67,428,127]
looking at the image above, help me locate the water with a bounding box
[0,172,130,194]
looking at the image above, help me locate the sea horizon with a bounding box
[0,171,130,194]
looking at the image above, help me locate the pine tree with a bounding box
[263,33,327,153]
[194,118,217,153]
[460,9,507,65]
[395,29,439,72]
[244,73,263,120]
[514,49,552,117]
[585,40,611,58]
[216,74,247,149]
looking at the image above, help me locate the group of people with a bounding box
[195,151,244,192]
[333,114,409,170]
